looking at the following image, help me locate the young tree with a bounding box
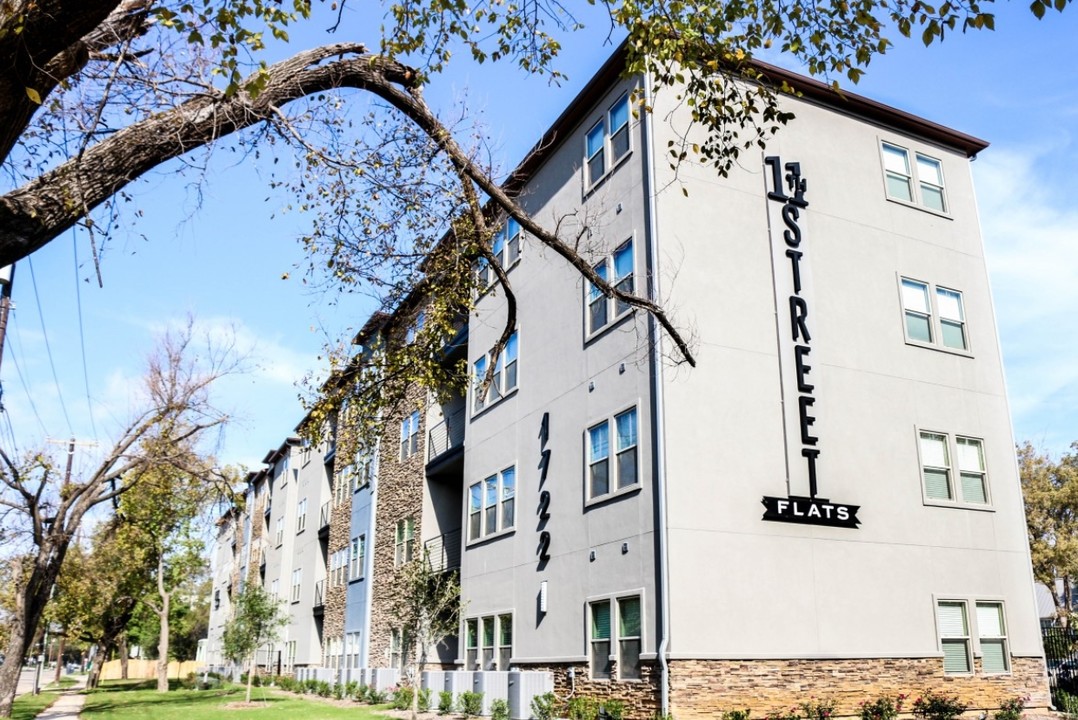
[1020,441,1078,626]
[222,585,286,704]
[0,323,236,717]
[389,548,462,720]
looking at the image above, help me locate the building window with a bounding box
[390,628,409,671]
[977,601,1009,673]
[395,517,415,566]
[275,517,284,546]
[291,568,302,603]
[296,498,307,533]
[473,332,519,412]
[464,614,513,671]
[285,640,296,671]
[468,466,516,541]
[476,218,524,288]
[590,600,612,680]
[919,431,989,506]
[406,309,426,344]
[354,451,374,491]
[585,94,631,188]
[350,535,365,580]
[881,142,947,212]
[900,278,967,351]
[587,408,639,500]
[400,411,420,459]
[937,600,972,674]
[588,239,635,335]
[270,579,279,600]
[618,596,642,680]
[332,548,348,587]
[214,589,220,610]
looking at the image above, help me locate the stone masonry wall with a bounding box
[368,383,428,668]
[521,661,661,720]
[668,656,1050,720]
[324,452,353,665]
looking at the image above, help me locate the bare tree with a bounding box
[0,322,236,717]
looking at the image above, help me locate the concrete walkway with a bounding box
[33,674,88,720]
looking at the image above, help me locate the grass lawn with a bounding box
[81,680,395,720]
[44,675,79,690]
[11,691,60,720]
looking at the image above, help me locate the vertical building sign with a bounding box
[537,412,552,562]
[761,156,860,529]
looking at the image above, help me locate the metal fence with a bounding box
[1043,625,1078,696]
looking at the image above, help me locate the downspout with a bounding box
[641,70,673,719]
[361,440,380,668]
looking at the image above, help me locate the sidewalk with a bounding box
[33,674,88,720]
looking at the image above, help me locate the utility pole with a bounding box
[0,263,14,408]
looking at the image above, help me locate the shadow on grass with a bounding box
[81,685,288,716]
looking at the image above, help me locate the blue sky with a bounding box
[2,5,1075,479]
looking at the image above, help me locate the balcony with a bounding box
[318,502,330,538]
[313,579,325,616]
[425,530,461,573]
[426,407,465,480]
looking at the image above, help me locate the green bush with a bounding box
[418,687,433,712]
[911,690,969,720]
[568,696,600,720]
[354,684,369,702]
[602,699,626,720]
[315,680,332,698]
[723,711,751,720]
[459,691,484,718]
[995,695,1028,720]
[368,688,389,704]
[439,690,455,715]
[345,680,359,699]
[491,698,510,720]
[532,692,562,720]
[393,686,415,710]
[303,678,319,695]
[1056,690,1078,716]
[860,695,906,720]
[763,709,800,720]
[801,698,836,720]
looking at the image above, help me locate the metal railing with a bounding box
[1044,624,1078,696]
[425,529,462,572]
[319,501,331,529]
[313,579,325,608]
[427,407,466,463]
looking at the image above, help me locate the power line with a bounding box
[8,315,49,438]
[72,234,98,440]
[27,256,73,436]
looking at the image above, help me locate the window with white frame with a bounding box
[588,596,641,680]
[275,517,284,546]
[464,614,513,671]
[400,411,420,459]
[587,408,639,500]
[977,601,1009,673]
[333,548,348,587]
[618,596,642,679]
[285,640,297,671]
[296,498,307,533]
[919,431,989,506]
[589,600,612,679]
[881,141,947,212]
[395,517,415,566]
[587,239,634,335]
[937,600,972,674]
[390,628,409,670]
[468,466,516,541]
[585,94,631,188]
[353,451,375,491]
[350,535,365,580]
[291,568,302,603]
[473,332,519,412]
[900,278,968,351]
[270,578,279,600]
[475,217,524,289]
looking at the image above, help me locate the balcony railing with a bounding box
[425,529,461,572]
[319,502,331,529]
[427,407,466,463]
[313,579,325,608]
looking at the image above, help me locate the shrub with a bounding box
[603,699,626,720]
[995,696,1028,720]
[439,690,455,715]
[315,680,332,698]
[303,678,319,695]
[861,695,906,720]
[367,688,389,704]
[1056,690,1078,716]
[491,698,510,720]
[393,686,415,710]
[418,687,433,712]
[180,672,198,690]
[345,681,359,699]
[354,684,369,702]
[568,696,600,720]
[911,690,969,720]
[723,711,751,720]
[801,698,836,720]
[459,691,484,718]
[532,691,561,720]
[763,708,801,720]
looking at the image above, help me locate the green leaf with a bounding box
[1030,0,1046,18]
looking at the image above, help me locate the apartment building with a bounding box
[204,44,1049,719]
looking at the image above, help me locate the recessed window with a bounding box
[589,600,612,680]
[977,602,1009,673]
[618,597,642,680]
[587,408,639,501]
[476,217,524,288]
[464,614,513,671]
[585,94,632,188]
[275,517,284,546]
[400,411,420,459]
[296,498,307,533]
[394,517,415,566]
[937,600,971,674]
[919,431,989,507]
[468,466,515,541]
[291,568,302,603]
[473,331,519,412]
[350,535,365,580]
[900,278,968,352]
[587,239,635,336]
[881,141,947,212]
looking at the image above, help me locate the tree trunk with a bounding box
[156,589,170,692]
[119,635,129,680]
[0,617,31,717]
[0,556,65,718]
[54,636,66,683]
[245,651,255,703]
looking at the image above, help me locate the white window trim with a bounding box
[915,427,993,511]
[394,517,415,567]
[584,405,642,506]
[350,534,366,581]
[467,465,517,544]
[296,498,307,534]
[933,595,1011,676]
[462,611,514,671]
[585,237,637,341]
[584,590,645,682]
[471,330,520,416]
[583,92,634,192]
[400,411,421,459]
[896,274,972,356]
[879,139,951,216]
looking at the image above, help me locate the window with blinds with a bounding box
[590,601,612,680]
[977,602,1009,674]
[937,601,971,674]
[618,597,642,680]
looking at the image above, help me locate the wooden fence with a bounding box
[98,658,200,681]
